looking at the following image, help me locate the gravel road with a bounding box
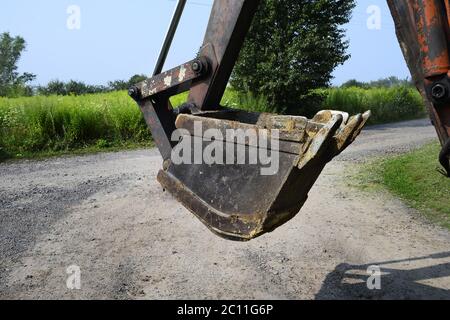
[1,118,450,300]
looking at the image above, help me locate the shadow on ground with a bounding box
[0,148,11,162]
[316,252,450,300]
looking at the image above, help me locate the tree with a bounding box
[0,32,36,97]
[39,80,67,95]
[128,74,147,86]
[65,80,91,95]
[341,76,413,89]
[231,0,355,115]
[37,74,149,96]
[341,79,368,89]
[108,74,147,91]
[37,79,108,96]
[108,80,129,91]
[367,76,413,88]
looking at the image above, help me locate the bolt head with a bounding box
[128,86,141,100]
[432,83,447,100]
[191,60,203,73]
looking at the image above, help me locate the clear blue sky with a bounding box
[0,0,411,86]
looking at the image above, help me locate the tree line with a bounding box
[340,77,413,89]
[35,75,148,96]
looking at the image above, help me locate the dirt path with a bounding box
[1,118,450,300]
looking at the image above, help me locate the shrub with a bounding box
[0,91,151,155]
[320,86,426,125]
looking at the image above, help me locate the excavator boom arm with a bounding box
[388,0,450,175]
[128,0,447,241]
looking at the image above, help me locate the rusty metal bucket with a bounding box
[129,0,371,240]
[156,109,370,241]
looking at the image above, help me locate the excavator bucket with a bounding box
[157,109,370,241]
[129,0,371,240]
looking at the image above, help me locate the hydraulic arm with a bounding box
[388,0,450,176]
[129,0,448,241]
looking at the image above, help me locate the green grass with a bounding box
[361,143,450,230]
[319,86,426,125]
[0,86,427,161]
[0,91,151,159]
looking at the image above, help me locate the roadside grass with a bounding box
[358,142,450,230]
[0,91,151,161]
[1,86,427,161]
[319,86,426,125]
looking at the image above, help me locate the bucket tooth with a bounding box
[297,114,343,170]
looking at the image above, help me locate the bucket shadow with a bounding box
[316,252,450,300]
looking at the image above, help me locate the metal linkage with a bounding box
[130,58,209,101]
[131,0,259,160]
[129,0,189,161]
[153,0,187,76]
[188,0,261,110]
